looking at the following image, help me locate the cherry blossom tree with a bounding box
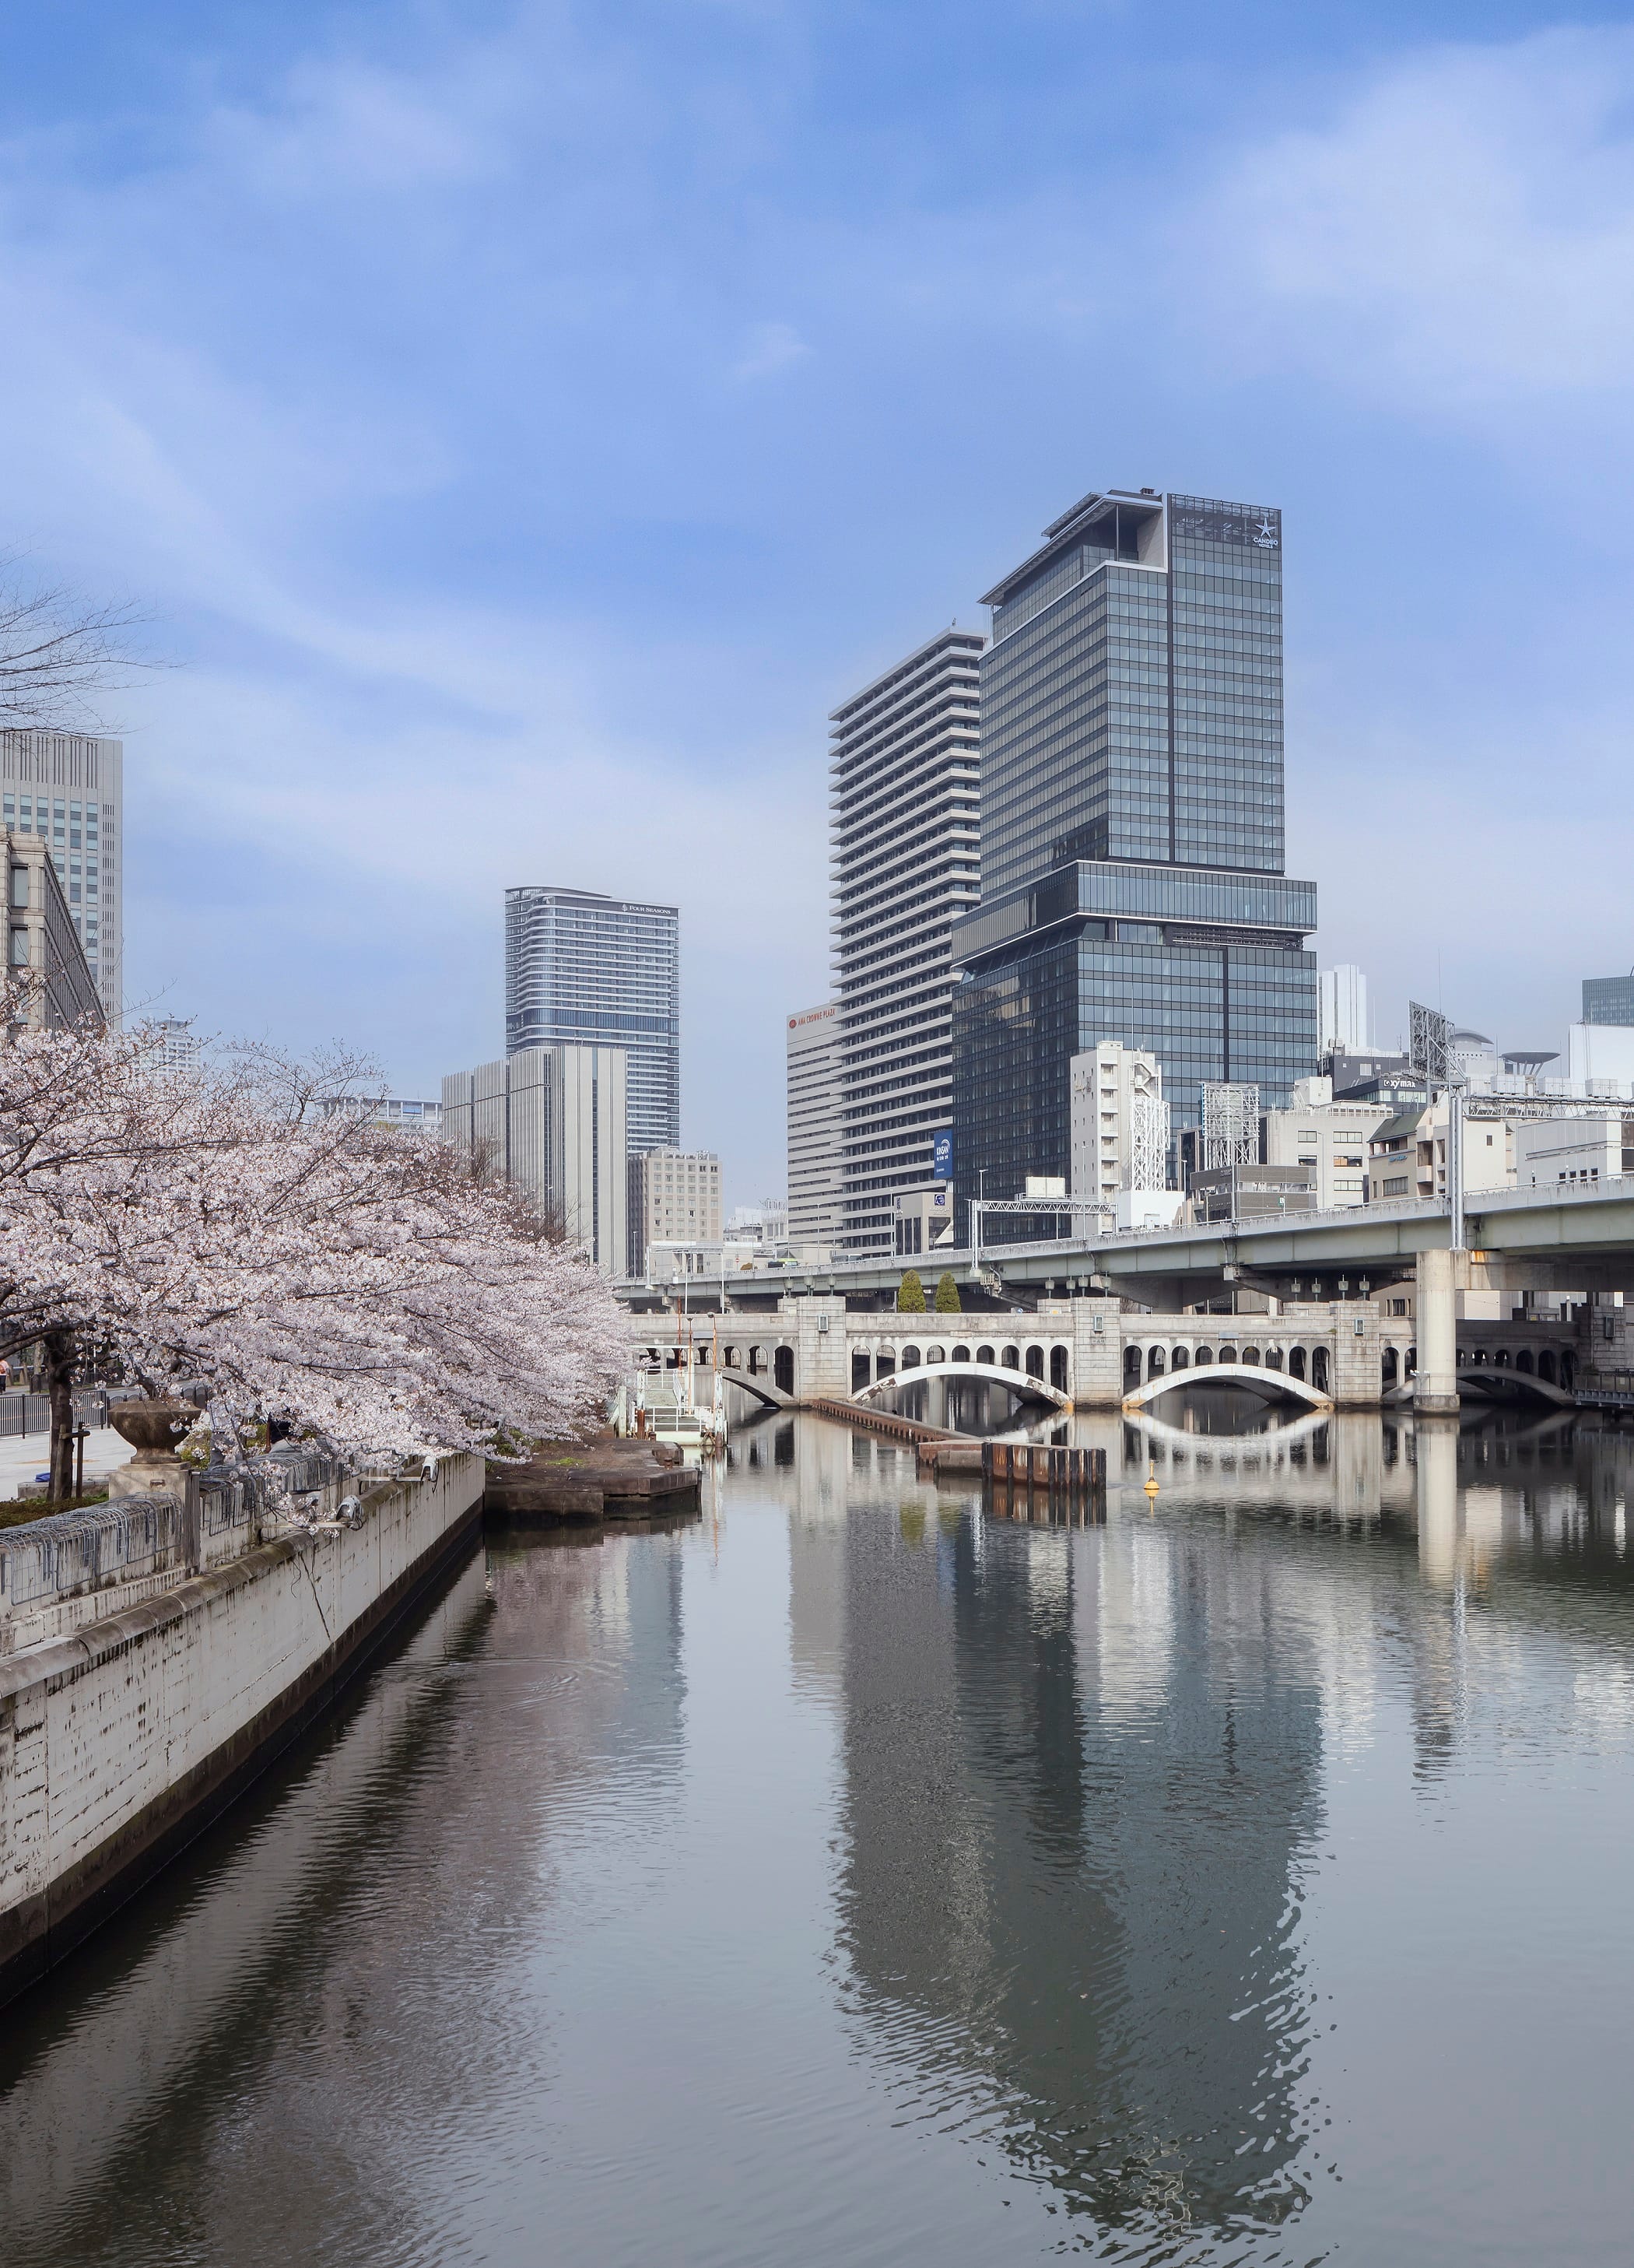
[0,1009,627,1497]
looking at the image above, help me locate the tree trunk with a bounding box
[43,1327,76,1502]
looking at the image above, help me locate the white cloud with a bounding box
[731,320,812,381]
[1196,29,1634,408]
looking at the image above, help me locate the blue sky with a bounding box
[5,1,1634,1202]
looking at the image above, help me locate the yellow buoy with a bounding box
[1143,1457,1160,1502]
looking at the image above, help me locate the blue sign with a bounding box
[932,1132,954,1181]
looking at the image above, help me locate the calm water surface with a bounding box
[4,1401,1634,2266]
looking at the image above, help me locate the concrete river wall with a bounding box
[0,1452,484,2009]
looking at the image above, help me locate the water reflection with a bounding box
[814,1428,1324,2252]
[0,1527,690,2268]
[5,1407,1634,2264]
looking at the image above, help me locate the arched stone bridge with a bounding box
[621,1298,1583,1414]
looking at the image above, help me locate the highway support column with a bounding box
[1414,1248,1460,1416]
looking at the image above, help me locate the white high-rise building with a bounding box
[787,1002,842,1254]
[146,1016,202,1075]
[829,628,983,1255]
[0,732,122,1016]
[1320,965,1371,1058]
[1070,1043,1168,1207]
[442,1044,627,1273]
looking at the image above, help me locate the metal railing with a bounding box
[0,1447,345,1633]
[0,1389,110,1438]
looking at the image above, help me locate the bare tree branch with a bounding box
[0,554,163,732]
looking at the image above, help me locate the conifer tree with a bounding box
[896,1269,926,1313]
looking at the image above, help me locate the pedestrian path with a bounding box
[0,1426,135,1501]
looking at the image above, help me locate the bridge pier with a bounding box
[1416,1413,1460,1585]
[1414,1251,1460,1415]
[1070,1301,1125,1407]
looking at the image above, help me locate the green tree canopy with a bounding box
[896,1269,927,1312]
[934,1270,961,1313]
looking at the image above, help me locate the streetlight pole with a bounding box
[1447,1080,1466,1254]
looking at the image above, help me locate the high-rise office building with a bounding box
[830,629,983,1255]
[786,1001,843,1252]
[952,488,1317,1230]
[505,886,678,1153]
[441,1044,627,1273]
[1319,965,1371,1057]
[1583,971,1634,1027]
[0,732,122,1016]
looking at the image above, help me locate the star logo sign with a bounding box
[1253,513,1278,549]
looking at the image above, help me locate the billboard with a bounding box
[932,1132,954,1181]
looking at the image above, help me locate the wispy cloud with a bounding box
[1192,29,1634,409]
[2,3,1632,1180]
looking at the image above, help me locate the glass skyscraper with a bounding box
[1583,972,1634,1026]
[505,886,680,1153]
[952,489,1317,1227]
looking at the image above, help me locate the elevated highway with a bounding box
[687,1178,1634,1308]
[620,1176,1632,1415]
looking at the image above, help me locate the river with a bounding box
[3,1399,1634,2266]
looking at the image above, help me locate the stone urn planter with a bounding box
[107,1399,195,1500]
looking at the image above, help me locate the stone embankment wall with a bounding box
[0,1454,483,2009]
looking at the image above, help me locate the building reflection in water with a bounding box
[787,1392,1634,2257]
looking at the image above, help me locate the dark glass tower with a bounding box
[952,489,1317,1226]
[1583,973,1634,1027]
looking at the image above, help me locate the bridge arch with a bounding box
[1122,1360,1334,1414]
[1452,1364,1576,1408]
[854,1359,1071,1413]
